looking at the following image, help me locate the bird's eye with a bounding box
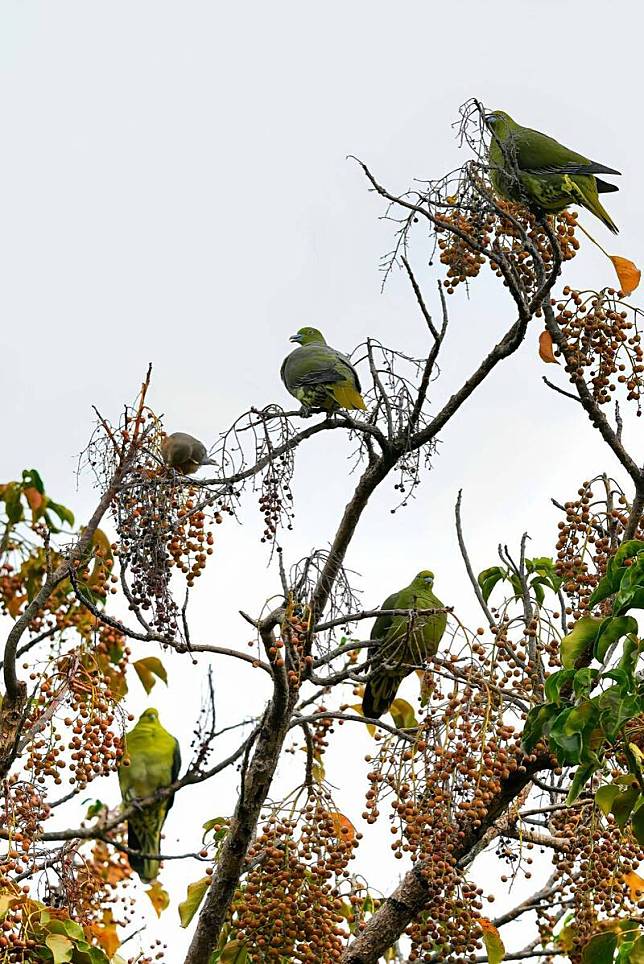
[485,113,497,126]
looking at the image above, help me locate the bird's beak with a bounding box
[289,334,303,344]
[484,114,495,127]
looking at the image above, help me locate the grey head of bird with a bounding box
[289,326,327,346]
[139,708,160,724]
[414,570,435,587]
[484,110,515,137]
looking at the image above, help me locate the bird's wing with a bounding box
[512,127,620,177]
[370,591,402,643]
[284,345,359,390]
[165,738,182,815]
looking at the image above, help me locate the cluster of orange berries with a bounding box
[115,465,226,637]
[436,198,578,296]
[0,781,50,883]
[361,666,536,960]
[554,478,637,617]
[166,489,221,588]
[25,656,122,790]
[553,287,644,411]
[538,805,644,961]
[228,802,360,962]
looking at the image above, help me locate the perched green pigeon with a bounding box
[281,327,366,414]
[363,570,447,720]
[161,432,216,475]
[484,110,620,234]
[118,708,181,882]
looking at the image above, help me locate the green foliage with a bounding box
[524,541,644,831]
[477,557,561,607]
[0,890,110,962]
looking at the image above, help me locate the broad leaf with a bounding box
[179,876,211,928]
[560,616,602,668]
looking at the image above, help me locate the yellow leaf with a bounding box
[480,918,505,964]
[220,941,249,963]
[349,703,375,738]
[538,329,559,364]
[45,933,74,964]
[389,698,418,729]
[133,656,168,695]
[146,880,170,918]
[329,811,356,843]
[625,870,644,900]
[610,255,641,296]
[179,876,211,928]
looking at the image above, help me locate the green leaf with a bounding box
[521,703,559,753]
[566,762,597,804]
[4,484,24,524]
[179,876,211,928]
[45,934,74,964]
[594,616,639,662]
[46,500,75,528]
[545,669,576,704]
[219,941,248,964]
[630,935,644,964]
[202,817,229,844]
[23,468,45,494]
[581,931,618,964]
[632,805,644,846]
[44,918,85,942]
[611,787,639,826]
[595,784,620,816]
[573,667,598,699]
[560,616,602,669]
[477,566,506,603]
[550,702,599,764]
[615,540,644,567]
[133,657,168,695]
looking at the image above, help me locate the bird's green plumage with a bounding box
[362,570,447,720]
[281,327,366,413]
[118,708,181,882]
[485,110,620,234]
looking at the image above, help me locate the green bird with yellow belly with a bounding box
[484,109,620,234]
[281,327,366,415]
[118,708,181,882]
[363,570,447,720]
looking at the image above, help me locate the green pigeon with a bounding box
[484,110,620,233]
[363,570,447,720]
[161,432,216,475]
[280,327,366,414]
[118,707,181,882]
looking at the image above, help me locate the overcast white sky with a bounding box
[1,1,642,960]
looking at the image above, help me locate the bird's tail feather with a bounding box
[332,384,367,411]
[585,194,619,235]
[128,813,163,882]
[362,671,404,720]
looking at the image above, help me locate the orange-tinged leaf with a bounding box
[625,870,644,900]
[539,329,559,364]
[23,486,44,513]
[89,909,121,958]
[146,880,170,918]
[329,811,356,842]
[480,918,505,963]
[610,255,641,296]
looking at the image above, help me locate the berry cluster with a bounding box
[227,798,360,962]
[553,287,644,411]
[437,201,578,297]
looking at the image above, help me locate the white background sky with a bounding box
[1,2,642,960]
